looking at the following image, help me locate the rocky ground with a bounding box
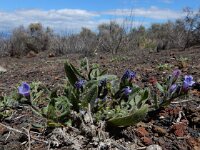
[0,47,200,150]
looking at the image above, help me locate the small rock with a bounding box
[153,125,167,136]
[187,137,200,150]
[171,122,187,137]
[26,51,37,58]
[146,145,162,150]
[141,137,152,145]
[0,66,7,73]
[135,127,149,137]
[158,137,165,146]
[0,124,8,135]
[49,53,55,57]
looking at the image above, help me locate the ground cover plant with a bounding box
[0,55,199,150]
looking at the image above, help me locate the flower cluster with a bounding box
[169,73,195,94]
[121,69,136,81]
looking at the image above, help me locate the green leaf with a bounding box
[107,105,148,127]
[97,75,117,81]
[47,98,57,121]
[70,63,85,79]
[137,89,149,108]
[99,69,108,76]
[82,84,98,109]
[64,61,78,86]
[47,120,62,127]
[89,68,100,80]
[156,82,164,93]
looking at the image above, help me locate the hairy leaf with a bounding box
[107,105,148,127]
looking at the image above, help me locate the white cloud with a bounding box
[0,9,100,32]
[0,7,185,33]
[104,7,184,20]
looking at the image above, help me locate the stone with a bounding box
[0,124,8,135]
[141,137,152,145]
[146,145,162,150]
[153,125,167,136]
[187,137,200,150]
[0,66,7,73]
[135,127,149,137]
[171,122,187,137]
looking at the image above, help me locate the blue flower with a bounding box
[121,69,136,81]
[172,69,181,78]
[122,86,132,96]
[184,75,195,87]
[182,75,195,92]
[169,84,177,93]
[74,79,86,89]
[18,82,30,97]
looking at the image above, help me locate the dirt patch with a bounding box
[0,47,200,149]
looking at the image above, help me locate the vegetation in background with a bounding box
[0,8,200,57]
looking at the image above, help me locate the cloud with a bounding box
[0,7,184,33]
[104,7,184,20]
[0,9,101,32]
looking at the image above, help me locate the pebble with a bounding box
[146,145,162,150]
[135,127,149,137]
[153,125,167,136]
[0,66,7,73]
[141,137,152,145]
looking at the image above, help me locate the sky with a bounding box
[0,0,199,33]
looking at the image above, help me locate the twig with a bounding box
[87,103,93,124]
[0,123,48,144]
[176,111,185,123]
[112,141,128,150]
[32,137,48,144]
[22,127,31,150]
[136,147,146,150]
[13,115,26,121]
[0,123,23,134]
[171,99,194,104]
[5,131,11,141]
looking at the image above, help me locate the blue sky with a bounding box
[0,0,199,33]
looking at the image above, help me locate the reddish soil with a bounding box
[0,47,200,150]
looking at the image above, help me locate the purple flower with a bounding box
[182,75,195,92]
[182,82,190,92]
[170,84,177,93]
[184,75,195,86]
[171,69,181,83]
[172,69,181,78]
[74,79,86,89]
[122,86,132,96]
[121,69,136,81]
[18,82,30,97]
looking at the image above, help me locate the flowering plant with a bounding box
[61,58,149,127]
[9,58,196,128]
[151,69,195,109]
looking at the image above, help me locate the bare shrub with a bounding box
[97,21,125,54]
[9,23,52,57]
[0,32,11,57]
